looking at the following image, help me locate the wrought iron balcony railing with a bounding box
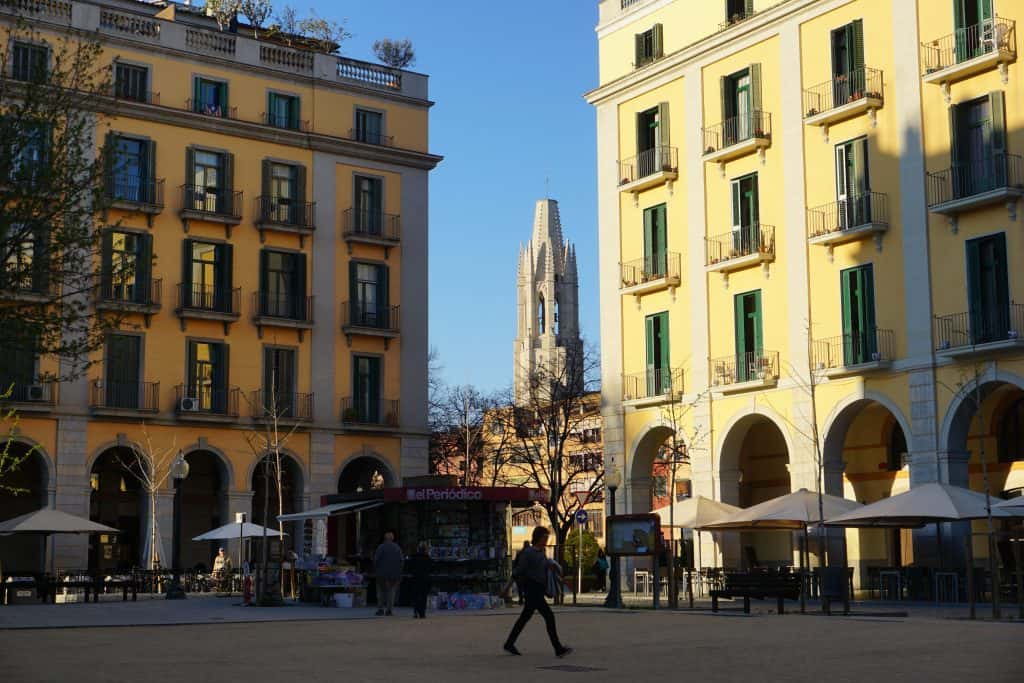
[0,376,56,404]
[812,329,895,370]
[179,184,243,220]
[263,112,310,131]
[96,276,161,308]
[710,351,779,386]
[926,153,1024,207]
[105,174,164,208]
[340,397,400,427]
[803,67,884,117]
[622,367,684,402]
[90,379,160,412]
[618,145,677,186]
[342,301,400,332]
[342,208,401,242]
[113,87,159,105]
[254,195,315,229]
[703,111,771,155]
[807,192,888,239]
[176,283,240,315]
[250,390,313,421]
[186,98,237,120]
[253,291,313,322]
[175,384,240,417]
[705,224,775,266]
[934,303,1024,350]
[348,128,394,146]
[921,17,1016,74]
[620,252,681,288]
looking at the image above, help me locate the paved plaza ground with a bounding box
[1,597,1022,682]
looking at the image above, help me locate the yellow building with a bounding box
[0,0,440,573]
[588,0,1023,586]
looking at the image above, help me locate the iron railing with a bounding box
[934,303,1024,350]
[250,390,313,421]
[705,224,775,266]
[926,153,1024,207]
[252,291,313,322]
[622,367,685,401]
[703,111,771,154]
[0,273,56,299]
[341,301,400,332]
[90,379,160,412]
[807,192,888,239]
[812,329,895,370]
[254,195,315,229]
[179,184,243,219]
[803,67,884,117]
[618,145,677,186]
[0,377,56,404]
[620,252,681,288]
[263,112,310,131]
[97,276,161,308]
[921,17,1016,74]
[175,384,240,417]
[341,208,401,242]
[719,9,755,31]
[348,128,394,146]
[176,284,240,315]
[710,351,779,386]
[340,397,400,427]
[186,98,237,119]
[113,88,159,105]
[106,174,164,208]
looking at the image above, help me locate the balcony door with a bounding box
[643,204,667,278]
[105,334,141,409]
[840,265,877,366]
[350,262,387,327]
[192,150,224,213]
[966,233,1009,345]
[731,173,759,254]
[645,311,669,396]
[353,356,382,423]
[263,347,296,417]
[835,137,870,228]
[187,341,227,413]
[954,0,993,62]
[734,290,762,382]
[831,20,864,107]
[185,240,232,312]
[354,175,383,234]
[261,250,305,319]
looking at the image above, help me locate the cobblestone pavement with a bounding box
[2,598,1020,683]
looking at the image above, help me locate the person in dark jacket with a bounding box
[593,548,609,592]
[513,541,530,605]
[503,527,572,658]
[408,542,432,619]
[374,531,403,616]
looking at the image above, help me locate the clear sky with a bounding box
[323,1,602,392]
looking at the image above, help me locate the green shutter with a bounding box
[731,179,741,231]
[657,102,670,148]
[100,230,113,296]
[379,264,389,322]
[266,91,274,125]
[948,103,961,167]
[144,139,156,204]
[851,19,865,74]
[635,33,644,66]
[258,249,268,304]
[645,315,656,375]
[192,77,201,112]
[217,243,233,312]
[349,261,358,321]
[734,293,746,356]
[652,23,664,59]
[745,0,753,14]
[295,165,307,204]
[965,237,983,341]
[980,0,993,22]
[290,96,299,129]
[223,152,235,201]
[840,268,854,342]
[136,233,152,304]
[720,76,731,121]
[104,131,117,197]
[218,82,228,113]
[863,265,876,344]
[658,313,670,373]
[182,239,194,305]
[643,207,654,268]
[990,91,1006,182]
[749,63,762,113]
[751,291,763,353]
[369,357,381,412]
[184,146,196,192]
[994,234,1010,326]
[750,173,760,224]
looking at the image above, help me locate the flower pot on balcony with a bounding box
[385,412,398,427]
[342,408,359,422]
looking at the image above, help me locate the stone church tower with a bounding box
[514,199,583,405]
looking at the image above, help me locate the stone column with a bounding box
[52,417,89,569]
[717,468,742,567]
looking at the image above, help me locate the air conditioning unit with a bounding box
[27,384,45,401]
[179,397,200,412]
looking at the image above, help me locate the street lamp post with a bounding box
[166,450,190,600]
[604,468,623,609]
[658,442,689,609]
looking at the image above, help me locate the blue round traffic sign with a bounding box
[575,509,589,525]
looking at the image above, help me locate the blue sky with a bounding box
[325,1,601,392]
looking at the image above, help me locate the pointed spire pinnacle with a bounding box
[531,198,564,253]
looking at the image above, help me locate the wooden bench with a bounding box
[710,571,803,614]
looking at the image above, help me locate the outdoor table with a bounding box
[934,571,959,603]
[879,569,902,600]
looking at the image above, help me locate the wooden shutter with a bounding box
[643,206,654,266]
[223,152,235,213]
[635,33,644,66]
[840,268,854,342]
[218,82,228,112]
[192,77,201,111]
[652,23,664,59]
[851,19,865,74]
[186,341,197,393]
[136,232,152,304]
[853,137,869,196]
[184,146,196,192]
[144,139,156,204]
[734,293,746,358]
[657,102,670,147]
[750,173,760,223]
[990,91,1007,162]
[258,249,268,308]
[349,261,358,322]
[966,237,981,326]
[290,96,300,129]
[295,165,307,203]
[980,0,993,23]
[296,252,307,302]
[731,179,741,231]
[217,243,233,312]
[261,159,272,198]
[948,103,961,167]
[266,91,274,124]
[100,230,113,296]
[645,315,656,375]
[749,63,762,113]
[658,313,670,373]
[862,265,876,335]
[744,0,753,14]
[104,131,117,197]
[720,76,731,121]
[994,234,1009,325]
[751,291,763,353]
[182,239,193,307]
[379,263,389,310]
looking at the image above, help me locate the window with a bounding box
[353,175,383,233]
[835,137,871,228]
[101,230,152,304]
[108,134,156,204]
[954,0,994,63]
[966,233,1009,345]
[185,148,233,214]
[734,290,763,382]
[537,293,546,334]
[840,265,877,365]
[645,311,669,395]
[731,172,759,251]
[11,42,47,82]
[263,347,296,416]
[636,104,669,161]
[186,340,228,413]
[193,77,228,117]
[726,0,754,24]
[950,92,1006,198]
[721,64,762,145]
[675,479,692,501]
[0,224,46,294]
[0,340,37,400]
[831,20,865,106]
[586,509,604,538]
[267,92,300,129]
[10,124,47,185]
[643,204,667,277]
[633,24,663,67]
[260,250,306,319]
[183,239,232,312]
[104,334,141,409]
[998,398,1024,464]
[352,355,382,423]
[114,63,150,103]
[349,261,387,327]
[354,109,385,144]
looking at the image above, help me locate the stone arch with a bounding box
[940,367,1024,463]
[88,443,145,572]
[9,435,56,493]
[244,448,308,498]
[337,451,396,493]
[85,436,144,485]
[0,439,52,572]
[180,442,234,493]
[716,406,797,495]
[626,418,677,515]
[821,391,913,494]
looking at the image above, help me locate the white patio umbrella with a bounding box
[194,521,288,570]
[653,496,741,570]
[0,508,120,573]
[992,496,1024,515]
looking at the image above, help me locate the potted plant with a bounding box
[342,408,359,422]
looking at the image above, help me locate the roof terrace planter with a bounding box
[178,185,243,237]
[933,304,1024,358]
[618,146,678,198]
[105,175,165,226]
[175,385,240,422]
[803,67,884,142]
[621,368,685,407]
[89,379,160,415]
[341,208,401,256]
[95,277,162,327]
[710,351,779,394]
[252,292,314,341]
[175,284,241,334]
[341,302,400,348]
[702,111,771,174]
[620,252,681,301]
[806,192,888,260]
[811,329,895,379]
[254,196,316,245]
[926,154,1024,228]
[705,224,775,285]
[340,397,401,431]
[921,17,1016,100]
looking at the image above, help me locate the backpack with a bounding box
[545,561,564,600]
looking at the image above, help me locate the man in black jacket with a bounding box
[503,526,572,658]
[408,542,432,619]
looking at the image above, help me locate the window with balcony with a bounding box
[352,355,382,423]
[11,42,47,82]
[263,346,296,415]
[1,223,48,295]
[193,77,228,117]
[182,239,233,312]
[953,93,1005,197]
[100,230,153,305]
[731,172,759,248]
[734,290,763,383]
[107,134,157,205]
[103,334,141,410]
[835,137,871,226]
[184,148,236,217]
[266,92,300,130]
[831,20,865,107]
[349,261,388,328]
[954,0,994,61]
[722,66,759,146]
[643,204,667,277]
[7,122,48,186]
[259,249,306,319]
[725,0,754,24]
[840,264,877,366]
[354,109,386,145]
[634,23,663,68]
[0,341,38,402]
[353,174,384,234]
[966,232,1009,345]
[645,311,670,396]
[114,63,151,103]
[186,340,229,413]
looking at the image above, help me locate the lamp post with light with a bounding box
[166,450,190,600]
[604,468,623,608]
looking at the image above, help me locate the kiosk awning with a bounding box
[277,500,383,523]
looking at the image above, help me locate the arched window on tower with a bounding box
[537,293,546,334]
[554,296,561,337]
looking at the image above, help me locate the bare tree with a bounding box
[204,0,241,31]
[269,5,299,44]
[296,10,351,54]
[239,0,273,37]
[116,425,179,571]
[430,384,519,487]
[373,39,415,68]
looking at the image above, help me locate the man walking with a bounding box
[503,527,572,658]
[374,531,403,616]
[513,540,530,604]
